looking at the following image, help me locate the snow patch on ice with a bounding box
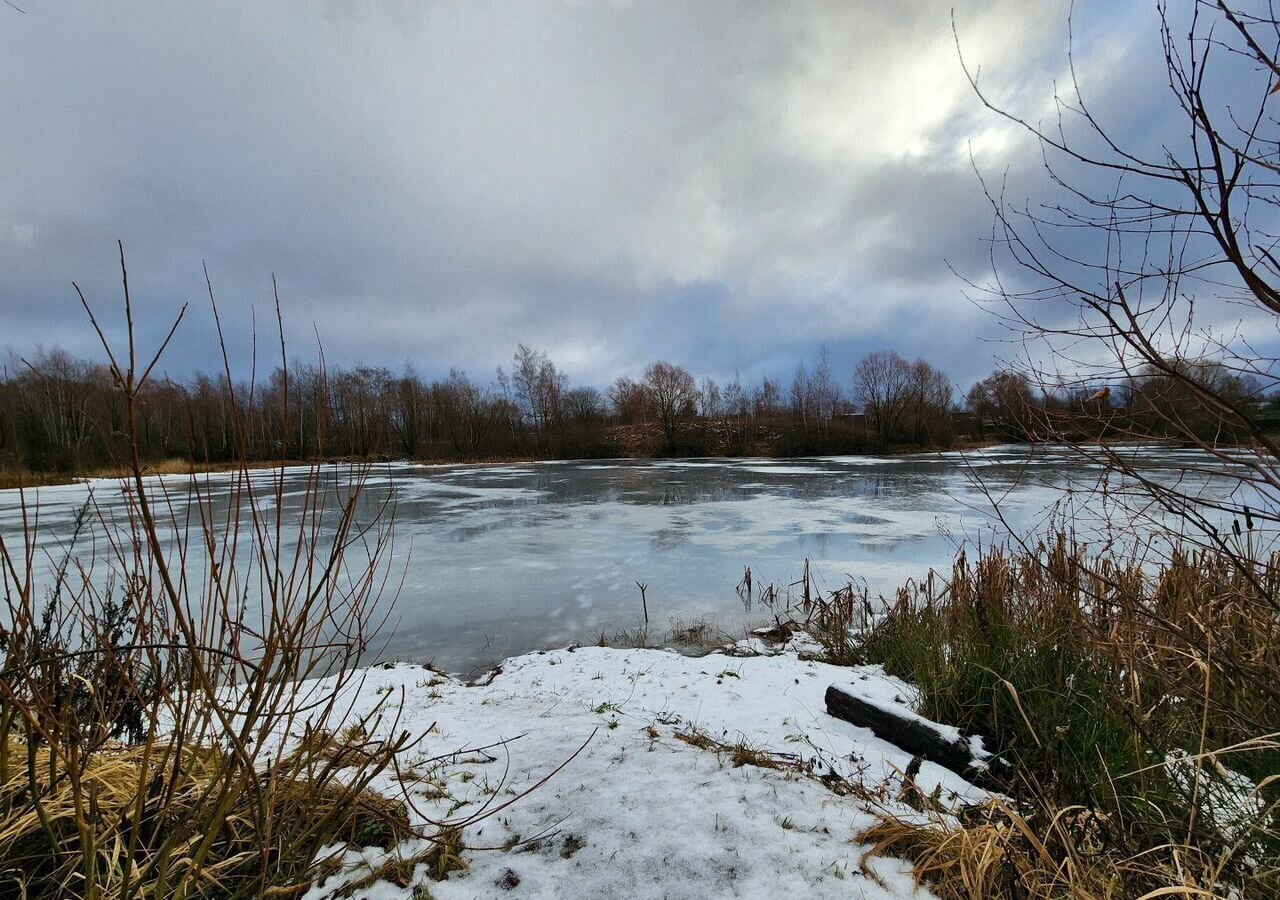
[736,464,836,476]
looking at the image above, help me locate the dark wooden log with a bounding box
[824,684,987,778]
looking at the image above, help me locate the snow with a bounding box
[735,464,836,476]
[290,645,982,899]
[1164,750,1268,847]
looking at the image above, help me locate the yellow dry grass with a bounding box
[0,735,410,899]
[859,806,1126,900]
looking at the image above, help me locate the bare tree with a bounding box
[722,371,751,449]
[1130,356,1257,443]
[754,376,782,420]
[697,375,722,420]
[790,362,812,433]
[812,346,839,433]
[607,376,649,424]
[904,358,953,446]
[959,0,1280,538]
[18,348,107,471]
[853,351,913,444]
[390,363,431,457]
[331,364,393,457]
[643,361,697,453]
[440,368,499,458]
[966,369,1038,440]
[563,385,605,426]
[511,344,565,448]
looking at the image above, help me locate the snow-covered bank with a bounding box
[298,645,990,899]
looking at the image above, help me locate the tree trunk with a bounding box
[824,684,993,779]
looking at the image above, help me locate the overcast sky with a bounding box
[1,1,1177,390]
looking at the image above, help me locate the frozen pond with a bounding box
[0,445,1257,676]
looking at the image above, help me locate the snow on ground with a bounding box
[296,644,986,900]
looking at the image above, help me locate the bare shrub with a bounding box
[0,248,419,898]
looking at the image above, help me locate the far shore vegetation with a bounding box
[3,342,1277,491]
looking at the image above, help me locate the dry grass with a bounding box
[664,616,727,652]
[673,728,798,772]
[0,458,313,490]
[0,466,79,490]
[851,535,1280,897]
[856,798,1258,899]
[858,802,1126,900]
[331,827,466,899]
[597,625,652,649]
[0,736,411,898]
[0,451,418,898]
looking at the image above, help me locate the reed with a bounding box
[854,535,1280,897]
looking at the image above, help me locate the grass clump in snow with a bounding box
[673,727,797,773]
[859,799,1125,900]
[331,828,466,899]
[666,616,729,653]
[852,535,1280,897]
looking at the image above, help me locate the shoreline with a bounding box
[0,441,1014,491]
[6,433,1256,493]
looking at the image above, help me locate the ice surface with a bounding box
[735,464,837,475]
[0,449,1257,674]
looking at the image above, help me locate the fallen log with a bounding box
[824,683,992,779]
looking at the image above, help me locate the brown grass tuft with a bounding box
[858,814,1117,899]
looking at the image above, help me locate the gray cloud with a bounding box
[1,0,1190,393]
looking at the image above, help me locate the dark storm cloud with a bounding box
[0,0,1190,392]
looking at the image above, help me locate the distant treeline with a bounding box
[966,361,1280,445]
[0,343,1272,476]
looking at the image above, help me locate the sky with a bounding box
[0,0,1199,392]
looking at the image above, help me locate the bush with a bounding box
[0,264,419,898]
